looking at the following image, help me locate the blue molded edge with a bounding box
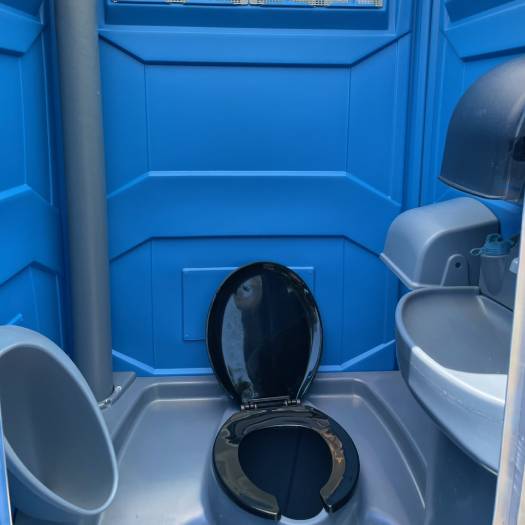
[44,0,74,358]
[319,340,396,372]
[0,407,12,525]
[113,339,396,376]
[0,3,42,55]
[445,1,525,60]
[112,350,213,376]
[402,0,434,210]
[1,0,42,16]
[99,28,407,66]
[107,171,399,261]
[445,0,515,22]
[0,185,62,286]
[6,313,23,326]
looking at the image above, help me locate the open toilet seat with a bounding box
[213,404,359,520]
[207,262,360,520]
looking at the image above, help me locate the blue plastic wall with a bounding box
[99,0,422,375]
[0,0,524,380]
[0,1,63,520]
[0,0,523,519]
[99,0,525,377]
[0,2,64,348]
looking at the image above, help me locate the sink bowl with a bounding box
[396,286,512,472]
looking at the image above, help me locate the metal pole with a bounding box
[54,0,114,402]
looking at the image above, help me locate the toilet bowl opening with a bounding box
[238,426,332,520]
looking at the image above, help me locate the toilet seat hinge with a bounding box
[241,396,301,411]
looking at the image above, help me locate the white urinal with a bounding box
[0,326,118,523]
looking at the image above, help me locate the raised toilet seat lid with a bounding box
[206,262,360,519]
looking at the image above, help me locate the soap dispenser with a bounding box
[471,234,519,309]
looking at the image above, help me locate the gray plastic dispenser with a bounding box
[0,326,118,522]
[472,234,519,310]
[439,57,525,202]
[381,197,498,289]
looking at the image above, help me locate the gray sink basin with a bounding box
[396,286,512,472]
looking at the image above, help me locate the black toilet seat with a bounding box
[207,262,360,519]
[213,404,360,521]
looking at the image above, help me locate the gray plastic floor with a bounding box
[99,372,497,525]
[17,371,497,525]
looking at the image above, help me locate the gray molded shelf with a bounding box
[396,287,512,472]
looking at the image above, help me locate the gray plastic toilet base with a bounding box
[16,372,496,525]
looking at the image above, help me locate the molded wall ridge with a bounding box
[0,1,65,349]
[0,0,524,378]
[99,0,418,375]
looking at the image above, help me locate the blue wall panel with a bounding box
[100,0,413,375]
[2,0,517,382]
[0,1,63,518]
[0,1,64,346]
[146,66,348,171]
[421,0,524,236]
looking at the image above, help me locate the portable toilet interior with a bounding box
[1,0,525,524]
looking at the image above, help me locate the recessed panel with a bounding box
[0,5,64,357]
[110,235,396,374]
[182,266,314,341]
[111,243,154,367]
[100,40,148,195]
[103,1,413,375]
[0,266,62,347]
[149,237,343,371]
[21,41,51,203]
[146,65,349,172]
[0,55,25,192]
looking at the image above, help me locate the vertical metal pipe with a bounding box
[54,0,114,402]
